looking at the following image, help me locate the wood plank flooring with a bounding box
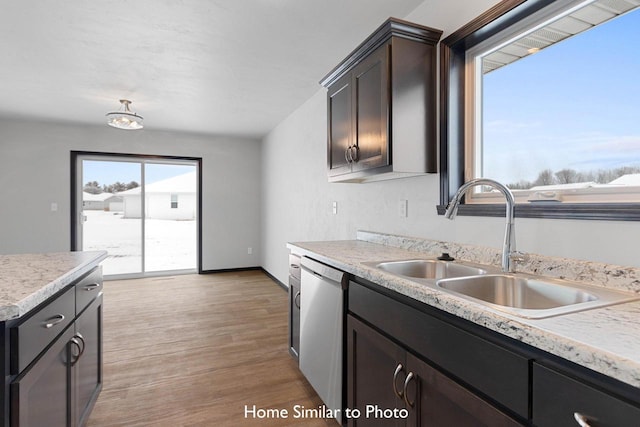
[87,271,336,427]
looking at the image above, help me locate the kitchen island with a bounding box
[0,250,106,426]
[289,231,640,426]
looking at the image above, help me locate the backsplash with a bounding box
[357,230,640,294]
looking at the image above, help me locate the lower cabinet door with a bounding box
[347,315,406,427]
[11,326,74,427]
[74,295,103,427]
[347,314,523,427]
[404,352,522,427]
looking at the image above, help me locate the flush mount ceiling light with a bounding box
[106,99,144,130]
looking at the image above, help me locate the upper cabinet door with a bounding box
[320,18,442,183]
[353,44,390,173]
[327,73,353,178]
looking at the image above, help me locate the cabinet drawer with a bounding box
[349,281,530,419]
[533,362,640,427]
[289,254,301,280]
[11,286,75,374]
[75,266,103,314]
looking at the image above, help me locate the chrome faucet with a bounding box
[444,178,517,273]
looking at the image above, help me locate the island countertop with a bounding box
[288,233,640,389]
[0,251,107,321]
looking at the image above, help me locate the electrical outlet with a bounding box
[399,200,408,217]
[247,247,253,255]
[51,202,58,212]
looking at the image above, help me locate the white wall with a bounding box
[0,118,261,271]
[260,0,640,285]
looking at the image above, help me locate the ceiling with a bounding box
[0,0,425,139]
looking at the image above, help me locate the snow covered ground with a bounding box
[83,210,197,276]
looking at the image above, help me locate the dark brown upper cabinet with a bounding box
[321,18,442,183]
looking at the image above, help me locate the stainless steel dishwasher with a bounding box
[299,256,346,422]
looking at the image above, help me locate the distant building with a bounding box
[118,171,197,220]
[82,192,123,211]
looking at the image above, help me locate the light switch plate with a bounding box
[332,201,338,215]
[399,200,408,217]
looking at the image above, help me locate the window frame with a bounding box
[170,193,179,209]
[438,0,640,221]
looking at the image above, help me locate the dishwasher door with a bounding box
[299,257,345,421]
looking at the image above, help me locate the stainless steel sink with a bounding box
[437,274,640,318]
[371,259,488,280]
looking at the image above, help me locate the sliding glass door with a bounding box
[80,159,143,276]
[143,163,197,272]
[74,154,200,278]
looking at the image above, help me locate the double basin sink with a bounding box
[366,259,639,319]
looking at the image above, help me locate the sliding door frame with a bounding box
[70,151,203,276]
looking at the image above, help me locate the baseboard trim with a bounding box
[200,267,287,291]
[200,266,261,274]
[261,268,288,291]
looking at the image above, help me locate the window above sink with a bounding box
[439,0,640,221]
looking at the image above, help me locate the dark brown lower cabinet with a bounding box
[532,362,640,427]
[347,315,521,427]
[11,326,74,427]
[288,275,300,360]
[74,295,103,426]
[288,254,301,361]
[347,315,404,427]
[10,292,102,427]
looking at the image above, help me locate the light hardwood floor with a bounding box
[87,271,336,427]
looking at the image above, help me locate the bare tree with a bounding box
[555,168,579,184]
[533,169,555,186]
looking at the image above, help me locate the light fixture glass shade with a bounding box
[106,99,144,130]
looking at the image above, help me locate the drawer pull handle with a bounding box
[294,291,301,309]
[43,314,65,329]
[403,372,416,408]
[290,264,299,269]
[392,363,405,398]
[84,283,101,291]
[573,412,592,427]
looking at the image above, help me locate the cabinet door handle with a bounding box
[294,291,301,309]
[392,363,405,398]
[84,283,101,291]
[76,333,86,355]
[403,372,416,408]
[350,145,359,162]
[70,334,86,366]
[43,314,65,329]
[345,146,353,163]
[573,413,592,427]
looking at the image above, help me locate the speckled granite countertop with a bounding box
[288,231,640,389]
[0,251,107,321]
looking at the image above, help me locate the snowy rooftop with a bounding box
[83,192,119,202]
[118,171,196,195]
[609,173,640,185]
